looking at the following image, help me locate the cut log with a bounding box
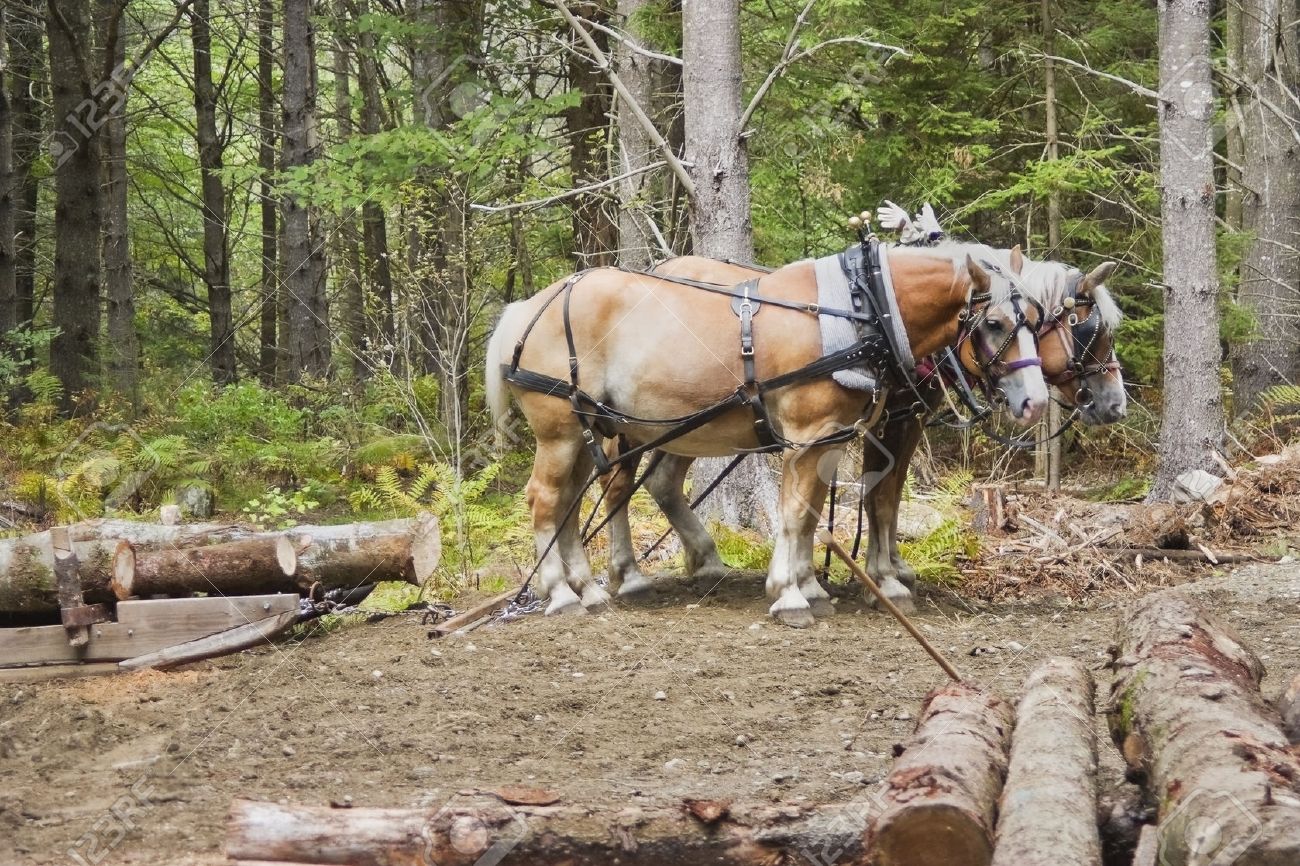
[1277,672,1300,746]
[112,536,299,599]
[866,682,1013,866]
[991,657,1100,866]
[226,796,873,866]
[286,515,440,589]
[0,520,255,613]
[1106,592,1300,866]
[119,608,299,671]
[968,485,1007,535]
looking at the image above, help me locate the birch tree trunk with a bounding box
[257,0,278,385]
[1149,0,1224,500]
[681,0,777,533]
[193,0,237,386]
[1229,0,1300,410]
[281,0,331,382]
[46,0,105,410]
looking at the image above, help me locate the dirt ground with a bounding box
[3,563,1299,866]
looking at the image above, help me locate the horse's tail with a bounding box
[485,303,520,450]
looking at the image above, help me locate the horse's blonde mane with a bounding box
[889,241,1122,329]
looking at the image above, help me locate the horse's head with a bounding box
[955,255,1049,426]
[1007,247,1126,425]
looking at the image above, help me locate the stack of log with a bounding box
[0,515,440,617]
[223,593,1300,866]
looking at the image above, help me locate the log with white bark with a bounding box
[1106,592,1300,866]
[866,682,1013,866]
[226,795,873,865]
[0,520,253,613]
[111,516,440,599]
[282,515,440,589]
[991,657,1100,866]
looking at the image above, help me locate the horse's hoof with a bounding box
[690,562,730,581]
[617,573,654,596]
[772,606,816,629]
[581,587,613,609]
[870,590,915,614]
[807,596,835,618]
[545,598,586,616]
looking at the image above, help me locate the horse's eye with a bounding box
[984,320,1004,333]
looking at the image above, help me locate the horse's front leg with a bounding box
[884,420,926,591]
[646,454,729,582]
[768,445,833,628]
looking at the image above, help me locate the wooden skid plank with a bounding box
[0,594,299,666]
[0,662,122,684]
[120,609,299,671]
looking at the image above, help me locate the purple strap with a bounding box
[1003,357,1043,371]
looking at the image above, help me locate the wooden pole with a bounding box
[818,530,963,682]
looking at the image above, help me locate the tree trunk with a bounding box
[1106,592,1300,866]
[1040,0,1062,491]
[4,10,42,404]
[867,682,1013,866]
[1149,0,1224,500]
[258,0,278,385]
[565,3,616,268]
[46,0,104,410]
[355,2,394,367]
[226,797,871,865]
[409,0,477,438]
[680,0,775,531]
[1229,0,1300,411]
[281,0,330,382]
[282,515,441,589]
[0,5,13,349]
[193,0,237,385]
[98,0,138,407]
[613,0,658,269]
[332,18,367,380]
[991,657,1101,866]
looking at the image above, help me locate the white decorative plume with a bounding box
[877,201,944,246]
[915,203,944,242]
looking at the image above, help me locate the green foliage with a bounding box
[242,485,323,529]
[712,525,774,571]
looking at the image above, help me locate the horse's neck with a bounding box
[890,257,968,359]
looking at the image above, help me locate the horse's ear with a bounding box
[965,254,991,294]
[1080,261,1117,295]
[1009,244,1024,275]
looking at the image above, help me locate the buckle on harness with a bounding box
[740,344,755,357]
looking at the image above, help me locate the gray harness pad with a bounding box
[810,246,914,392]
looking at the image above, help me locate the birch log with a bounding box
[990,657,1100,866]
[1106,592,1300,866]
[226,796,871,865]
[867,682,1013,866]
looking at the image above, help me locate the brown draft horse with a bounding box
[486,244,1049,627]
[598,246,1124,614]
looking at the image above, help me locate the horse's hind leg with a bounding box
[601,441,656,597]
[527,435,591,616]
[646,455,729,582]
[557,448,611,610]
